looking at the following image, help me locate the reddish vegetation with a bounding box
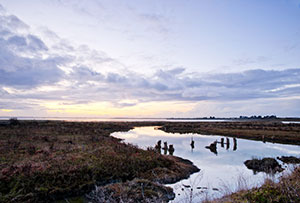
[0,121,198,202]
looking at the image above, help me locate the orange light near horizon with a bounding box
[0,109,13,112]
[42,100,197,117]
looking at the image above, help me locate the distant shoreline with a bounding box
[1,116,300,122]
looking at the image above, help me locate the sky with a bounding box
[0,0,300,118]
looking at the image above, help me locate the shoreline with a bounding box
[159,121,300,146]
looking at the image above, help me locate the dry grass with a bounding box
[86,178,174,203]
[0,120,198,202]
[207,167,300,203]
[160,121,300,145]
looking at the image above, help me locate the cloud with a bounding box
[7,35,26,46]
[138,13,169,34]
[27,34,48,51]
[0,56,65,87]
[284,42,299,52]
[233,56,270,66]
[0,36,65,88]
[0,4,5,13]
[0,12,29,31]
[0,8,66,90]
[69,66,103,83]
[0,3,300,117]
[60,66,300,105]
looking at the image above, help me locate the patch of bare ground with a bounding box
[244,158,283,174]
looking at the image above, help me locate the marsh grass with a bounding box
[181,173,204,203]
[207,167,300,203]
[161,121,300,145]
[0,121,198,202]
[86,179,174,203]
[169,172,211,203]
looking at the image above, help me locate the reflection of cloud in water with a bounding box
[131,126,197,138]
[114,131,139,139]
[112,126,300,201]
[264,145,300,155]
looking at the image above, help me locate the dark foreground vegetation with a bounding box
[0,120,199,202]
[160,121,300,145]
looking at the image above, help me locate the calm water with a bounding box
[112,126,300,202]
[282,121,300,124]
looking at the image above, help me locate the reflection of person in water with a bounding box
[205,141,218,155]
[206,137,238,154]
[190,138,195,152]
[233,138,237,151]
[220,138,224,148]
[226,138,230,150]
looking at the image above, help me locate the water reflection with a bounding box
[233,138,237,151]
[190,138,195,152]
[220,138,224,148]
[112,126,300,202]
[205,141,218,155]
[205,137,238,155]
[226,137,230,150]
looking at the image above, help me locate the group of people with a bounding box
[154,137,238,156]
[155,140,175,155]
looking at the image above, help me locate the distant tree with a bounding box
[9,118,19,125]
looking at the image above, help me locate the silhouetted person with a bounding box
[205,141,218,155]
[220,138,224,148]
[169,144,175,155]
[155,140,162,154]
[163,142,168,155]
[226,138,230,150]
[233,138,237,151]
[157,140,162,147]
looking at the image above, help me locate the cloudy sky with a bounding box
[0,0,300,118]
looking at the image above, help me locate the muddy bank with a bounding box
[0,120,198,202]
[277,156,300,164]
[244,158,283,174]
[159,121,300,145]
